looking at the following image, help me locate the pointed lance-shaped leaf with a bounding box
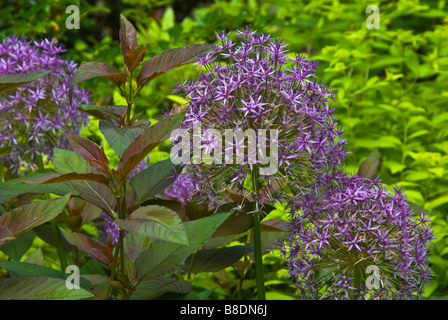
[69,62,126,104]
[77,104,127,123]
[66,134,110,174]
[136,43,212,88]
[358,148,380,179]
[119,14,139,57]
[60,228,113,266]
[0,194,71,240]
[0,70,52,94]
[99,118,150,158]
[52,148,116,214]
[117,110,187,180]
[124,45,147,73]
[41,172,111,186]
[0,226,15,247]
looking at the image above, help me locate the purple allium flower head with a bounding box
[0,36,89,173]
[173,28,346,207]
[279,170,434,300]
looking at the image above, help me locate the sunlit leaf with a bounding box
[136,43,211,88]
[116,205,188,244]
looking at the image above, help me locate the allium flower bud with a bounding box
[173,28,346,207]
[0,36,89,173]
[160,171,196,205]
[279,171,434,300]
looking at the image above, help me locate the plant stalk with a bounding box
[251,165,266,300]
[50,219,68,272]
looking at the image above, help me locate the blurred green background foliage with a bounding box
[0,0,447,299]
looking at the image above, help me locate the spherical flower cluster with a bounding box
[279,170,434,300]
[0,36,89,173]
[173,28,346,207]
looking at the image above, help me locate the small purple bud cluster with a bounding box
[97,156,150,244]
[97,212,120,245]
[174,28,346,206]
[279,170,434,300]
[0,36,89,173]
[160,171,196,205]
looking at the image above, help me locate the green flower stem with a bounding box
[251,165,266,300]
[103,238,121,300]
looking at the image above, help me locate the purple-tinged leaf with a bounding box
[136,44,212,88]
[0,194,71,240]
[69,62,122,103]
[66,135,110,174]
[0,226,15,247]
[41,172,111,186]
[77,104,127,123]
[60,228,113,266]
[119,14,139,57]
[117,110,186,180]
[124,45,147,73]
[52,148,117,213]
[260,219,290,232]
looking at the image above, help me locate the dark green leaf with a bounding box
[0,261,91,290]
[0,146,12,157]
[130,277,191,300]
[130,158,183,204]
[0,230,35,261]
[135,212,231,281]
[0,173,74,204]
[99,119,150,158]
[78,104,126,123]
[185,246,253,274]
